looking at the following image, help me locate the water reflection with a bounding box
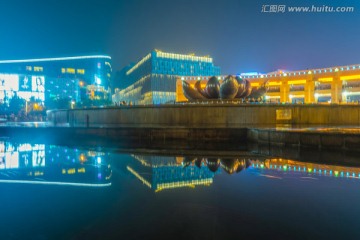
[127,155,216,192]
[252,158,360,179]
[0,141,112,187]
[0,141,360,239]
[182,157,360,179]
[128,154,360,192]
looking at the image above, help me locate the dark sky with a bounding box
[0,0,359,74]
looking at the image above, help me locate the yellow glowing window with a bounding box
[61,68,66,73]
[34,66,43,72]
[26,66,32,71]
[77,69,85,74]
[66,68,75,74]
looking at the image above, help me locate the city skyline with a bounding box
[0,0,359,74]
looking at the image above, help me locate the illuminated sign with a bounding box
[0,74,19,91]
[0,74,45,101]
[19,75,32,91]
[276,109,292,120]
[32,76,45,92]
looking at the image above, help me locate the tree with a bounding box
[8,94,25,114]
[46,97,72,110]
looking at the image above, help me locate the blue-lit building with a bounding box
[127,155,216,192]
[0,55,112,108]
[113,50,221,105]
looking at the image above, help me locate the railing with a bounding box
[315,84,331,90]
[267,86,280,92]
[343,81,360,89]
[290,85,304,92]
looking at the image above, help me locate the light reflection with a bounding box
[0,141,112,187]
[128,155,216,192]
[252,159,360,179]
[128,154,360,192]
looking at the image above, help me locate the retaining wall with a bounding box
[47,104,360,127]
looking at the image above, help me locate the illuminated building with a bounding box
[0,55,112,108]
[127,155,216,192]
[0,141,112,187]
[176,63,360,104]
[112,50,221,105]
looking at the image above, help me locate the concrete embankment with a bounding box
[3,104,359,151]
[47,103,360,126]
[0,126,248,150]
[247,127,360,152]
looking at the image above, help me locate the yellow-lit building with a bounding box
[176,63,360,104]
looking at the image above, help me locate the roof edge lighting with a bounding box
[0,55,111,64]
[0,179,112,187]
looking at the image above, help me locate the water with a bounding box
[0,140,360,239]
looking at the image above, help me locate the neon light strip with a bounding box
[127,166,152,188]
[156,52,212,63]
[0,55,111,64]
[0,179,111,187]
[126,54,151,75]
[156,178,213,190]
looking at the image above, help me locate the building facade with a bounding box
[0,55,112,109]
[112,50,221,105]
[176,63,360,104]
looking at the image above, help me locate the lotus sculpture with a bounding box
[182,75,268,101]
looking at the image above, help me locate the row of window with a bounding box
[26,66,86,75]
[26,66,43,72]
[61,68,85,74]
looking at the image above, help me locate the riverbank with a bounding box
[2,124,360,153]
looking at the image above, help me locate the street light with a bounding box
[71,100,75,109]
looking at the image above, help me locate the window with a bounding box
[66,68,75,74]
[26,66,32,71]
[77,69,85,74]
[61,68,66,73]
[34,66,43,72]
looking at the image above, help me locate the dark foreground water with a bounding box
[0,139,360,240]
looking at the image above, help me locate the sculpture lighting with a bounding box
[182,75,268,101]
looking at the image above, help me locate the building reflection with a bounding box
[0,141,112,187]
[182,157,360,179]
[127,155,217,192]
[251,158,360,179]
[128,154,360,191]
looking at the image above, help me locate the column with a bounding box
[331,73,342,103]
[305,75,315,103]
[280,75,290,103]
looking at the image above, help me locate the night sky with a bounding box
[0,0,359,74]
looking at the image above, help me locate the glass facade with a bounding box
[0,55,112,108]
[113,50,221,105]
